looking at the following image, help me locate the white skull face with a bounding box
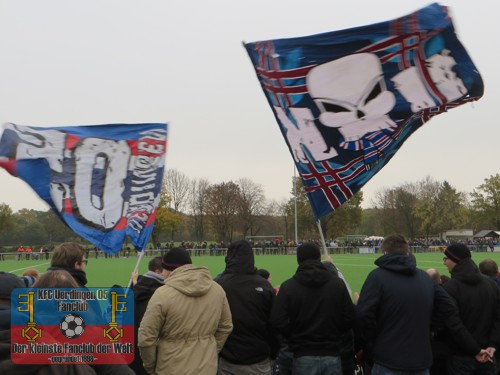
[426,49,467,102]
[274,106,338,163]
[307,53,396,142]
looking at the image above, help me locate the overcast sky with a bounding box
[0,0,498,213]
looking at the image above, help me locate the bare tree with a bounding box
[205,181,241,243]
[188,178,210,241]
[237,178,266,237]
[373,182,420,238]
[164,169,190,213]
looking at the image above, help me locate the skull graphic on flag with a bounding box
[244,3,483,219]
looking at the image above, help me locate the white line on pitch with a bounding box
[8,262,50,274]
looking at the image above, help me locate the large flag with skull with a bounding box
[0,122,167,254]
[244,3,483,219]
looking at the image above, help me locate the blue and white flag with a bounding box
[244,3,483,219]
[0,122,168,253]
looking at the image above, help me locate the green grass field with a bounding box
[4,251,500,295]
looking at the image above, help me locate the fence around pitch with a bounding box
[0,244,492,261]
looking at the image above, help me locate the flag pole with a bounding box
[316,219,329,258]
[316,219,353,297]
[127,244,147,289]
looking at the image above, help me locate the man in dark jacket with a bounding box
[270,243,355,375]
[129,256,164,375]
[215,240,279,374]
[443,243,500,374]
[356,235,484,374]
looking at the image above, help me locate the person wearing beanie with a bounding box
[443,243,471,267]
[356,235,486,374]
[270,242,355,375]
[138,247,233,375]
[160,247,193,273]
[215,240,279,375]
[443,243,500,373]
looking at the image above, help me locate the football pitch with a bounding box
[3,251,500,296]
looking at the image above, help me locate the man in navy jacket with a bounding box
[356,235,485,374]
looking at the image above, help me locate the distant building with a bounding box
[441,229,473,241]
[474,230,500,239]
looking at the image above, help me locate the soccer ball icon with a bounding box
[60,313,85,339]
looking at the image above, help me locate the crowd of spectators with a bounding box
[3,235,500,262]
[2,238,500,374]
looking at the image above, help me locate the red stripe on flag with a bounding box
[0,159,17,176]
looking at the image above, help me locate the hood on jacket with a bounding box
[224,240,256,275]
[134,271,164,303]
[450,257,482,285]
[375,253,416,276]
[293,259,332,287]
[166,265,213,297]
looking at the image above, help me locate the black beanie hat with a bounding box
[162,247,192,271]
[297,243,321,264]
[444,243,471,263]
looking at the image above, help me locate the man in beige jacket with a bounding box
[138,247,233,375]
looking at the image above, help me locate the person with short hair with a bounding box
[270,242,355,375]
[356,235,484,374]
[129,257,165,375]
[138,247,233,375]
[479,259,500,288]
[426,268,441,285]
[48,242,89,287]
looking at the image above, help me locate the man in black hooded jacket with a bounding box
[443,243,500,374]
[215,240,279,375]
[270,242,355,375]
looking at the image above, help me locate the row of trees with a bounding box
[360,175,500,240]
[1,171,500,247]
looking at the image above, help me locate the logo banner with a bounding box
[244,3,483,219]
[11,287,134,365]
[0,122,168,253]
